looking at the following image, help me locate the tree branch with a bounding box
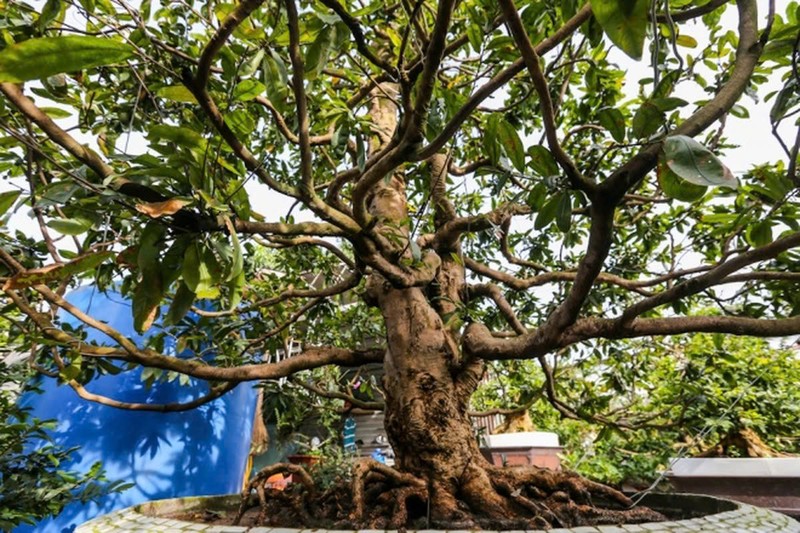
[316,0,397,77]
[253,96,333,146]
[468,283,527,334]
[602,0,761,199]
[195,0,265,89]
[290,377,384,411]
[498,0,594,194]
[618,231,800,324]
[566,314,800,344]
[284,0,315,198]
[413,4,592,161]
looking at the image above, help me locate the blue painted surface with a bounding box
[13,286,257,533]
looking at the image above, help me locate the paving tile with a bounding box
[596,526,628,533]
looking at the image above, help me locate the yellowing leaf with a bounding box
[135,198,188,218]
[2,251,113,290]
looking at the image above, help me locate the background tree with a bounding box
[0,318,131,531]
[1,0,799,528]
[472,333,800,488]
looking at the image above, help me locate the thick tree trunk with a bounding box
[354,85,658,529]
[371,280,514,521]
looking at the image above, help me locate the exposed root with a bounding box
[232,459,666,530]
[349,458,425,524]
[486,464,666,527]
[387,487,428,529]
[493,477,559,528]
[489,463,632,507]
[234,462,315,525]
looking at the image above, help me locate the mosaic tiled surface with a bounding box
[76,495,800,533]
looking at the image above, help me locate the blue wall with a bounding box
[13,286,257,533]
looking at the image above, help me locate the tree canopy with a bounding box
[1,0,800,527]
[0,0,797,409]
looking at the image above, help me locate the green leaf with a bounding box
[137,222,165,272]
[36,0,63,32]
[496,120,526,173]
[746,221,772,248]
[224,109,256,137]
[148,125,206,151]
[770,79,800,124]
[597,107,625,142]
[40,106,73,118]
[305,26,333,80]
[182,244,201,292]
[485,116,503,166]
[233,79,265,101]
[222,217,243,282]
[183,244,220,299]
[657,159,707,202]
[675,34,698,48]
[0,190,21,217]
[226,269,245,311]
[156,85,197,103]
[60,354,82,382]
[165,282,196,325]
[556,192,572,233]
[653,70,681,99]
[652,97,688,112]
[730,104,749,119]
[241,48,265,77]
[527,145,560,177]
[78,0,95,13]
[160,235,190,287]
[263,52,289,107]
[331,117,351,153]
[631,102,665,139]
[466,23,482,53]
[0,36,134,83]
[590,0,649,60]
[662,135,738,188]
[535,194,560,229]
[47,217,93,235]
[132,267,163,333]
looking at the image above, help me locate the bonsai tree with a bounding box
[1,0,799,528]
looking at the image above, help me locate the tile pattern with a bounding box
[77,496,800,533]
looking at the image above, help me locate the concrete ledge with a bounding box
[77,493,800,532]
[668,458,800,477]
